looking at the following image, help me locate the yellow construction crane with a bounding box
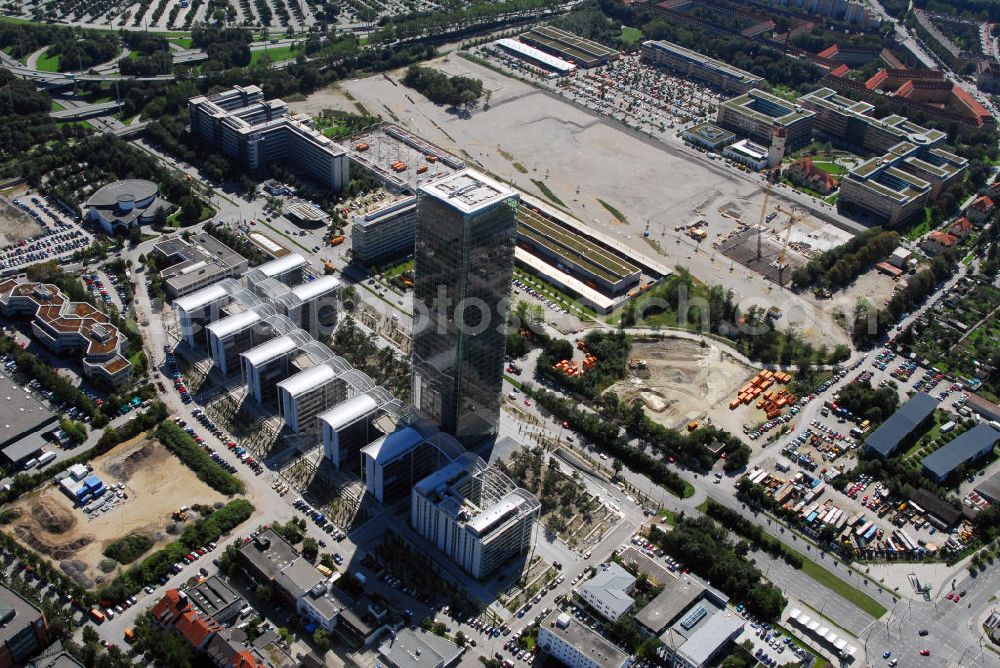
[756,181,772,261]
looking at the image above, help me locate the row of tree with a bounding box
[834,379,900,426]
[154,421,245,495]
[402,65,484,107]
[791,229,900,291]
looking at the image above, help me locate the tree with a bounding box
[455,630,467,647]
[59,418,87,444]
[611,459,623,478]
[256,584,272,603]
[313,628,331,652]
[302,536,319,563]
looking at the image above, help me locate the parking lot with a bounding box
[2,193,92,273]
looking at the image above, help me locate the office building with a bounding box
[241,331,309,410]
[839,155,932,226]
[717,89,815,150]
[351,196,418,265]
[640,40,763,94]
[273,275,341,332]
[579,563,636,622]
[360,425,465,503]
[411,169,519,447]
[681,122,736,150]
[207,306,278,377]
[0,279,132,389]
[864,393,938,459]
[320,392,389,471]
[153,233,248,299]
[277,358,368,433]
[84,179,173,235]
[922,423,1000,482]
[246,253,308,290]
[189,87,349,192]
[172,280,237,350]
[187,576,245,625]
[537,610,629,668]
[411,453,539,579]
[0,584,48,667]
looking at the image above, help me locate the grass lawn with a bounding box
[250,45,299,65]
[620,26,643,46]
[381,258,415,280]
[50,99,65,112]
[169,37,194,48]
[810,160,847,175]
[597,198,627,222]
[36,52,61,73]
[530,179,565,207]
[799,557,887,618]
[513,267,599,321]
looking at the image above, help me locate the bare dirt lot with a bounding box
[9,435,228,588]
[609,337,756,430]
[0,191,44,246]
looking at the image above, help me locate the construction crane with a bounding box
[756,180,772,261]
[777,212,796,285]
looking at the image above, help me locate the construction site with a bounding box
[609,337,758,431]
[6,435,231,589]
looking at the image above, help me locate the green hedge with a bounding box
[103,533,155,564]
[154,421,244,495]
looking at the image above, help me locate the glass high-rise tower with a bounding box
[411,169,519,447]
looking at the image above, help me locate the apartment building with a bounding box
[411,453,539,579]
[579,563,636,622]
[189,87,349,192]
[640,40,763,94]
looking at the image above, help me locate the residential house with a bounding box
[967,195,995,224]
[785,158,838,195]
[921,231,959,255]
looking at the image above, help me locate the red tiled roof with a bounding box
[175,610,222,648]
[950,217,973,236]
[232,651,265,668]
[829,64,850,78]
[951,85,992,124]
[818,45,839,59]
[927,231,958,246]
[865,69,889,90]
[973,195,995,210]
[151,590,191,625]
[893,79,915,98]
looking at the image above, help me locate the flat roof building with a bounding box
[0,583,49,667]
[411,453,539,579]
[839,156,933,226]
[633,574,726,637]
[717,89,815,149]
[188,575,245,625]
[922,423,1000,482]
[351,196,418,265]
[189,87,349,192]
[520,25,618,69]
[0,376,59,468]
[538,610,629,668]
[153,233,248,299]
[722,138,770,171]
[579,563,636,622]
[412,169,519,447]
[237,530,326,609]
[681,122,736,150]
[641,40,764,94]
[864,393,938,459]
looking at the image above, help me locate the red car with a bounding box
[919,650,930,656]
[523,399,531,407]
[953,594,961,603]
[946,592,954,600]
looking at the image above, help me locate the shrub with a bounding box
[103,533,155,564]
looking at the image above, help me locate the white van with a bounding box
[22,458,38,470]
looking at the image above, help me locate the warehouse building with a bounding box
[411,453,539,579]
[189,87,349,192]
[495,38,576,76]
[350,196,418,265]
[0,377,58,469]
[717,89,815,149]
[921,423,1000,482]
[153,233,248,299]
[361,425,465,504]
[640,40,763,94]
[520,25,618,69]
[864,393,938,459]
[172,280,238,350]
[537,610,629,668]
[247,253,308,290]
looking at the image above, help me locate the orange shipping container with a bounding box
[729,399,741,409]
